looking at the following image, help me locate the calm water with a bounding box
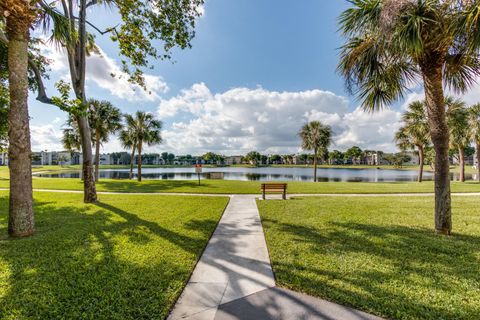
[34,167,474,182]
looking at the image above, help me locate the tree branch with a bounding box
[71,17,119,36]
[28,59,53,104]
[85,0,98,8]
[0,29,53,105]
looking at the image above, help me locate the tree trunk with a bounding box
[76,116,97,202]
[458,147,465,183]
[94,131,100,182]
[7,23,34,237]
[476,142,480,183]
[137,140,142,182]
[129,146,136,180]
[65,0,96,203]
[313,148,318,182]
[417,145,424,183]
[422,63,452,235]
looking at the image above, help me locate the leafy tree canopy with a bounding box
[40,0,204,89]
[344,146,363,159]
[244,151,262,164]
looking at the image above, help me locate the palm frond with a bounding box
[468,103,480,142]
[444,50,480,93]
[394,126,415,151]
[338,33,418,111]
[338,0,382,36]
[120,111,162,149]
[36,2,77,49]
[446,97,470,149]
[298,121,332,153]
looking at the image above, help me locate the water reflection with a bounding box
[35,167,474,182]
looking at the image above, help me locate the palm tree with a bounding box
[121,112,162,182]
[337,1,480,235]
[395,101,430,182]
[299,121,332,182]
[62,125,81,155]
[0,3,38,236]
[62,118,82,178]
[469,104,480,183]
[446,98,469,183]
[119,127,137,180]
[87,100,122,181]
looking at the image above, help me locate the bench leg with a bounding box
[262,190,265,200]
[283,190,286,200]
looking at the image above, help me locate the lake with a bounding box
[34,166,474,182]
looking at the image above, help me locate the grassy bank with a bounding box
[1,165,479,194]
[0,191,229,319]
[257,196,480,320]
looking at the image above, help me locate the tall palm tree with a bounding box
[337,0,480,235]
[0,2,38,237]
[446,98,469,183]
[119,127,137,180]
[122,112,162,182]
[395,101,430,182]
[87,100,122,181]
[299,121,332,182]
[469,104,480,183]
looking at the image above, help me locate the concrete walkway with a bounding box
[167,195,276,319]
[167,195,382,320]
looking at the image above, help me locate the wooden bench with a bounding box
[261,183,287,200]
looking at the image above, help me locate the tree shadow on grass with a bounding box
[95,180,220,193]
[0,196,218,319]
[263,219,480,320]
[94,201,217,253]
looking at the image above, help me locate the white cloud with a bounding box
[155,83,402,155]
[401,91,425,110]
[460,82,480,106]
[30,123,64,151]
[335,107,402,151]
[42,44,168,102]
[29,80,403,154]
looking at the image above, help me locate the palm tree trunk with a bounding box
[94,131,100,182]
[418,145,424,183]
[313,148,318,182]
[137,140,143,182]
[129,146,136,180]
[422,64,452,235]
[458,147,465,183]
[7,23,34,237]
[476,142,480,182]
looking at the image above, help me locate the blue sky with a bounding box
[29,0,440,155]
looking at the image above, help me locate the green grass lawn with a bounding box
[0,191,229,319]
[2,178,479,194]
[257,196,480,320]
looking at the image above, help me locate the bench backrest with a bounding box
[261,183,287,190]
